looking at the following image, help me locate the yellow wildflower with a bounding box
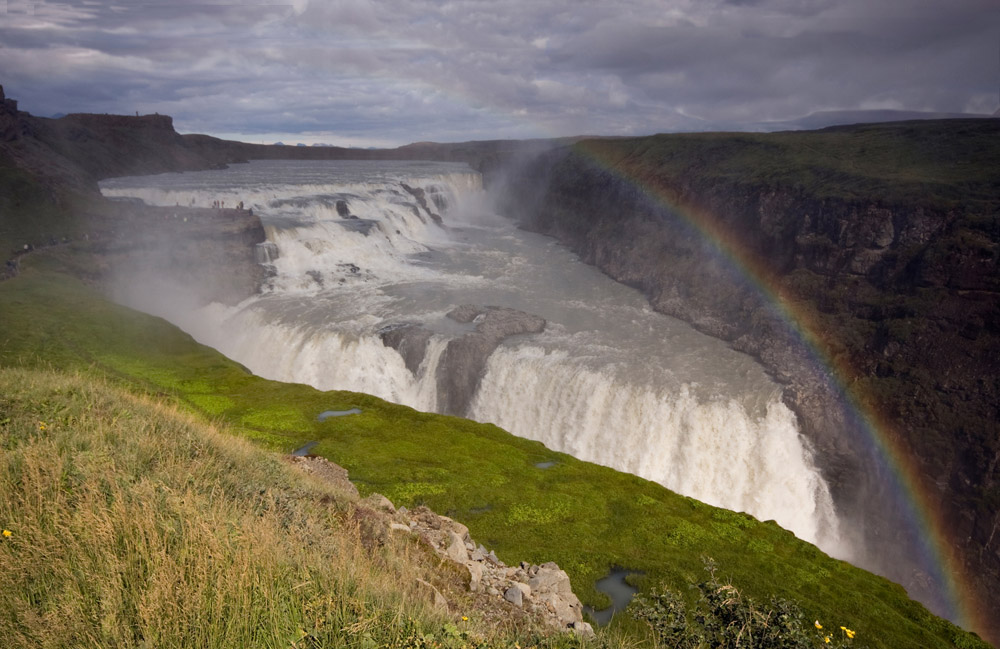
[845,628,856,639]
[814,620,823,630]
[38,421,46,430]
[2,529,11,537]
[461,616,468,621]
[824,637,831,644]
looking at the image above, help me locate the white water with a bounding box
[101,159,846,555]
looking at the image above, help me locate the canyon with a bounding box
[2,86,997,643]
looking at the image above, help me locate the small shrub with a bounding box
[631,559,861,649]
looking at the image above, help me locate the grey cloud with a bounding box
[1,0,996,144]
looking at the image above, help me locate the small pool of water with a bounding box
[291,441,319,456]
[534,461,557,469]
[317,407,362,421]
[584,567,641,625]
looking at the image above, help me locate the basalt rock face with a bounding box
[379,305,546,416]
[496,124,1000,644]
[437,306,546,415]
[34,112,235,181]
[0,89,247,257]
[379,323,434,375]
[0,85,26,142]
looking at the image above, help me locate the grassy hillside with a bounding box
[0,248,990,648]
[1,367,483,648]
[591,119,1000,207]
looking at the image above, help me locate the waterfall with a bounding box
[100,159,846,557]
[469,345,842,549]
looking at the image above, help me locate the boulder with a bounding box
[503,585,524,607]
[446,531,469,562]
[365,493,396,514]
[467,562,483,592]
[416,578,449,611]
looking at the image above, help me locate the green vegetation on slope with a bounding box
[0,367,602,648]
[0,250,990,649]
[0,153,77,257]
[587,119,1000,208]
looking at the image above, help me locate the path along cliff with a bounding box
[490,124,1000,643]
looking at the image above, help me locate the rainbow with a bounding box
[563,137,986,635]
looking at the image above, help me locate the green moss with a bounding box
[186,393,236,415]
[240,404,313,432]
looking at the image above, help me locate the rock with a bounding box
[446,531,469,562]
[571,621,594,637]
[528,566,573,596]
[416,578,449,611]
[467,562,483,592]
[503,585,524,607]
[436,305,546,415]
[365,493,396,514]
[439,515,470,541]
[401,183,444,225]
[388,498,591,636]
[286,455,359,497]
[378,323,433,375]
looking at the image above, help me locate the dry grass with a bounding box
[0,367,566,649]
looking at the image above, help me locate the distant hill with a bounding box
[766,108,993,130]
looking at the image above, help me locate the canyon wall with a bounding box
[493,122,1000,642]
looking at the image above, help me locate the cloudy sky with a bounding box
[1,0,997,147]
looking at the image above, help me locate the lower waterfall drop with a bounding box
[469,344,843,551]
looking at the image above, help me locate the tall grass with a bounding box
[0,367,576,648]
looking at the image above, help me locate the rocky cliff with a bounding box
[0,84,561,258]
[0,85,268,304]
[495,122,1000,643]
[288,454,594,636]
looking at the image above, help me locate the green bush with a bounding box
[631,560,861,649]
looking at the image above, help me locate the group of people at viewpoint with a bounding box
[209,199,249,215]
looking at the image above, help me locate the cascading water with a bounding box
[101,159,847,557]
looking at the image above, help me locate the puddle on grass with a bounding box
[534,461,557,469]
[291,441,319,456]
[317,408,362,421]
[584,567,641,625]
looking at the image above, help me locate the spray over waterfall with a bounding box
[101,159,847,556]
